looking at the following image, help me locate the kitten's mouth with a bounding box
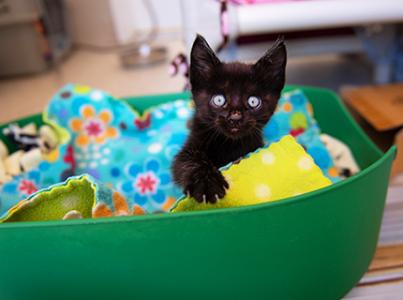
[216,118,251,139]
[226,125,247,139]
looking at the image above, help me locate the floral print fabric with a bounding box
[0,84,192,217]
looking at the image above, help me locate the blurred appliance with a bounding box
[181,0,403,84]
[0,0,71,77]
[118,0,167,69]
[66,0,167,68]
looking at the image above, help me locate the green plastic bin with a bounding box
[0,86,396,300]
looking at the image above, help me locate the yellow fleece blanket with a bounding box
[172,135,331,212]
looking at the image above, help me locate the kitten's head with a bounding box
[190,34,287,140]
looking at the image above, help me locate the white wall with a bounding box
[110,0,183,44]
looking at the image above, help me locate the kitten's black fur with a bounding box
[172,34,287,203]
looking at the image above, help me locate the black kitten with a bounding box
[172,34,287,203]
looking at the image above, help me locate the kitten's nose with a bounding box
[228,111,242,121]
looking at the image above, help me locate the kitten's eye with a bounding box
[210,94,226,108]
[247,96,262,109]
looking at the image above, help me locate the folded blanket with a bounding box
[0,174,145,223]
[172,135,331,212]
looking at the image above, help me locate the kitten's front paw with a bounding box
[185,168,229,203]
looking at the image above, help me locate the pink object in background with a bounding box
[222,9,229,36]
[230,0,303,4]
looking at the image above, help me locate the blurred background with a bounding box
[0,0,403,123]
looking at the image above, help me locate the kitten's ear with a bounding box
[190,34,221,87]
[253,37,287,94]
